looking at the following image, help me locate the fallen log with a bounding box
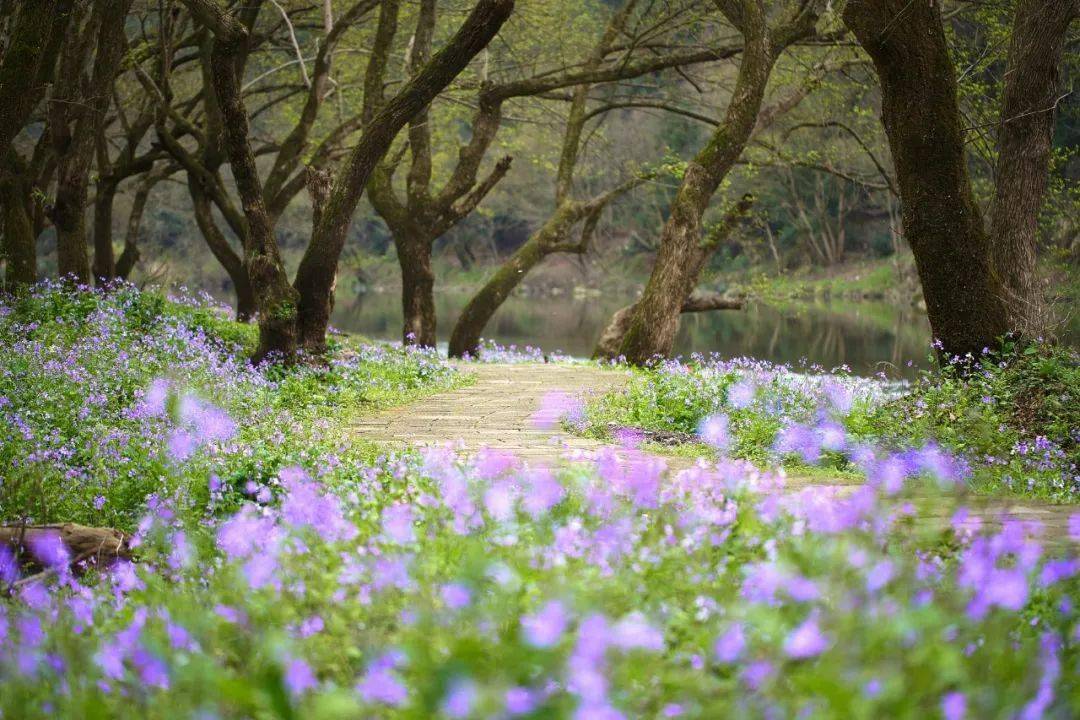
[593,292,744,359]
[1,523,133,579]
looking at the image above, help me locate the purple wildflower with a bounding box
[941,691,966,720]
[714,623,746,663]
[522,600,569,648]
[784,615,828,659]
[284,657,318,697]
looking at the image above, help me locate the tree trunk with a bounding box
[49,0,133,286]
[190,180,257,322]
[115,176,156,281]
[594,293,743,359]
[396,233,437,347]
[596,193,752,359]
[293,0,515,355]
[988,0,1077,336]
[92,178,117,285]
[0,0,72,151]
[203,24,299,361]
[617,6,776,364]
[0,167,37,289]
[842,0,1010,361]
[448,233,546,358]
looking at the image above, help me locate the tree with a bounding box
[46,0,136,285]
[0,0,73,289]
[447,0,663,358]
[843,0,1077,360]
[370,0,745,347]
[616,0,824,364]
[180,0,515,361]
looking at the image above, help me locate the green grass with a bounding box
[0,284,466,528]
[576,342,1079,503]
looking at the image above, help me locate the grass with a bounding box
[0,284,1077,719]
[721,257,916,303]
[576,343,1079,503]
[0,282,466,528]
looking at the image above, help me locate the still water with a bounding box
[332,291,933,379]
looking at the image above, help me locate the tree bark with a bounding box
[48,0,134,285]
[92,178,118,285]
[0,523,132,576]
[988,0,1078,336]
[187,1,300,361]
[397,233,438,346]
[0,163,37,289]
[842,0,1011,361]
[293,0,515,353]
[0,0,73,151]
[594,293,744,359]
[596,193,752,359]
[189,180,257,321]
[449,227,548,358]
[447,1,648,358]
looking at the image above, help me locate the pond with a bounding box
[332,290,933,379]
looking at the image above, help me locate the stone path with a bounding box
[352,363,629,464]
[352,362,1075,544]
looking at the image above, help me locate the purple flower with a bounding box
[611,613,664,652]
[504,687,537,715]
[132,648,170,689]
[441,679,478,719]
[357,663,408,706]
[866,560,895,593]
[243,553,280,590]
[440,583,472,610]
[381,503,416,545]
[1040,559,1080,587]
[727,379,756,409]
[698,414,731,452]
[522,600,569,648]
[484,480,517,522]
[166,429,197,462]
[523,469,565,518]
[774,423,821,464]
[142,379,170,416]
[284,657,317,697]
[741,660,773,690]
[784,616,828,659]
[941,691,966,720]
[533,391,582,430]
[29,530,69,570]
[714,623,746,663]
[0,545,19,584]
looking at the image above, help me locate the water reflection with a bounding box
[333,291,933,378]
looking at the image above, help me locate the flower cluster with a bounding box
[1,431,1077,718]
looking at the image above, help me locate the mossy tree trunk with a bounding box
[595,193,752,359]
[0,0,73,151]
[47,0,134,286]
[448,201,605,358]
[618,0,821,364]
[0,154,37,289]
[447,0,652,358]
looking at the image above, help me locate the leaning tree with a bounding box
[368,0,752,348]
[614,0,826,364]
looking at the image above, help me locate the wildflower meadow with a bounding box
[0,285,1077,719]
